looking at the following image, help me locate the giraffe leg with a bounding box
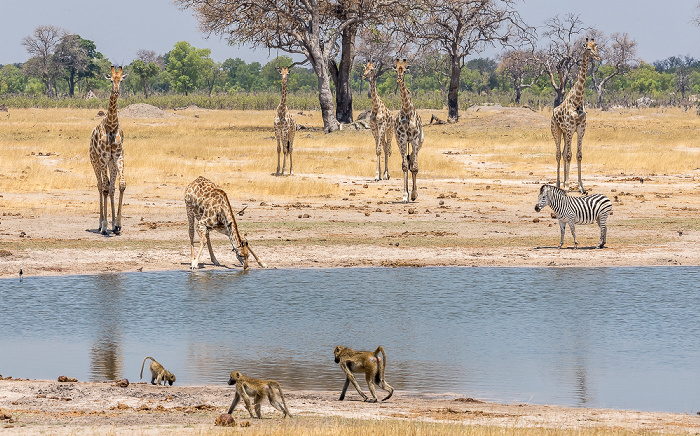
[383,121,392,180]
[576,118,586,194]
[207,233,220,266]
[186,205,196,266]
[288,122,295,175]
[288,140,293,176]
[275,134,282,176]
[114,150,125,234]
[373,124,382,181]
[191,222,209,269]
[99,162,110,235]
[409,137,421,201]
[562,131,574,191]
[551,119,562,188]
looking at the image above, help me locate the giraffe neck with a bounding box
[369,73,381,114]
[222,193,244,247]
[278,77,288,115]
[567,49,590,108]
[397,75,414,116]
[104,85,120,133]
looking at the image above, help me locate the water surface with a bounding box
[1,267,699,413]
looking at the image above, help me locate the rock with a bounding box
[114,378,129,388]
[57,375,78,382]
[215,413,236,427]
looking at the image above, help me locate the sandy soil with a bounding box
[1,378,700,434]
[1,106,700,434]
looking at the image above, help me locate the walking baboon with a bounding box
[227,371,291,418]
[140,356,176,386]
[333,345,394,402]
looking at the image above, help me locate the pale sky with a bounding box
[1,0,698,66]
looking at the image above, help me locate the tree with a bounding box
[54,34,94,97]
[655,55,698,101]
[498,49,541,104]
[165,41,212,95]
[176,0,400,131]
[131,59,161,98]
[539,14,593,107]
[0,64,27,94]
[22,25,66,96]
[404,0,531,121]
[589,32,638,108]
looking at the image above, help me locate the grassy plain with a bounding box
[2,105,700,433]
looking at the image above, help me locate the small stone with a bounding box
[57,375,77,382]
[215,413,236,427]
[533,218,540,223]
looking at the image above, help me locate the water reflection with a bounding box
[1,267,699,413]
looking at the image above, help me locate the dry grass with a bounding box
[1,105,699,203]
[158,416,685,436]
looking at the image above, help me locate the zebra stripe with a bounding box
[535,184,612,249]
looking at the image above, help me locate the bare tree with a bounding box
[136,49,165,69]
[498,49,541,105]
[22,25,66,96]
[539,14,594,108]
[403,0,532,121]
[177,0,403,132]
[589,32,638,108]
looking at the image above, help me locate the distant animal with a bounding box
[140,356,176,386]
[227,371,291,418]
[535,184,612,249]
[333,345,394,403]
[19,268,23,281]
[274,67,296,176]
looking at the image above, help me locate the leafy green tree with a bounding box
[166,41,212,95]
[0,64,27,94]
[131,59,161,97]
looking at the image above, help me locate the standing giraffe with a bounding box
[274,67,296,176]
[394,59,424,203]
[362,62,393,181]
[551,38,600,193]
[185,176,267,270]
[90,66,127,235]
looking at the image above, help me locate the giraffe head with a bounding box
[233,238,250,270]
[584,38,601,61]
[105,66,127,94]
[394,58,409,81]
[362,62,376,80]
[277,66,290,81]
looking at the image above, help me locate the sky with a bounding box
[1,0,698,66]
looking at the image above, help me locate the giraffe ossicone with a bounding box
[184,176,267,270]
[550,38,600,194]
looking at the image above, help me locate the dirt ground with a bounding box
[1,106,700,434]
[2,378,700,434]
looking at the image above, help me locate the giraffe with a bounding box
[274,67,296,176]
[362,62,393,181]
[184,176,267,270]
[393,59,424,203]
[90,66,127,235]
[551,38,600,194]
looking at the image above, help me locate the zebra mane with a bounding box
[542,184,567,196]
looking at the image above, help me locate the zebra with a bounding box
[534,184,612,249]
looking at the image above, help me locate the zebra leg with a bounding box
[598,217,607,248]
[569,220,578,249]
[558,220,566,248]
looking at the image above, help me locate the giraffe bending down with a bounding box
[90,66,127,235]
[362,62,393,181]
[274,67,296,176]
[185,176,267,270]
[394,59,424,203]
[551,38,600,194]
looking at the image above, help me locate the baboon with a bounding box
[227,371,291,418]
[140,356,176,386]
[333,345,394,402]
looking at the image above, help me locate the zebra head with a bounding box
[534,184,552,212]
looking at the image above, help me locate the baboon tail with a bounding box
[374,346,386,383]
[140,356,154,380]
[272,381,291,417]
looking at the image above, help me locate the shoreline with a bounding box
[2,379,700,434]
